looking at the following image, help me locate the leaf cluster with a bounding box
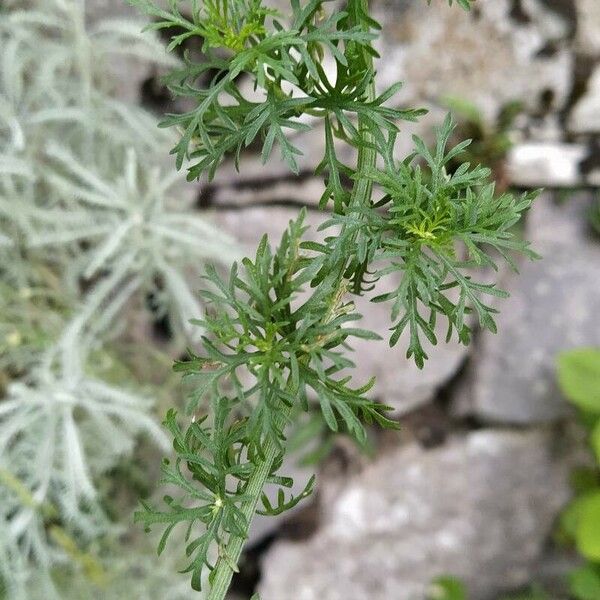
[136,211,397,589]
[305,116,537,367]
[353,116,536,365]
[182,211,396,442]
[558,350,600,559]
[130,0,539,597]
[136,403,315,591]
[132,0,424,182]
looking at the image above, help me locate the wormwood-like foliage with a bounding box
[0,0,239,597]
[130,0,536,597]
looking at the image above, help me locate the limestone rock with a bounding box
[373,0,574,123]
[211,205,331,252]
[259,428,574,600]
[575,0,600,56]
[568,64,600,134]
[455,194,600,423]
[86,0,177,103]
[506,142,588,187]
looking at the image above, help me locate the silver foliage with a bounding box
[0,0,237,596]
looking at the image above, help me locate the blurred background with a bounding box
[1,0,599,598]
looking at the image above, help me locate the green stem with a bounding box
[208,1,375,597]
[207,408,290,600]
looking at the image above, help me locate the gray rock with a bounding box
[214,206,468,415]
[506,142,588,187]
[259,428,574,600]
[575,0,600,56]
[86,0,178,103]
[568,64,600,134]
[455,194,600,424]
[211,205,333,252]
[373,0,574,123]
[200,146,329,209]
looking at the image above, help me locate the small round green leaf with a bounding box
[576,491,600,561]
[557,348,600,413]
[429,576,467,600]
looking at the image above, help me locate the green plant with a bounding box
[428,576,467,600]
[0,0,240,597]
[556,348,600,600]
[589,196,600,237]
[130,0,536,597]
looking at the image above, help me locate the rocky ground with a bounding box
[95,0,600,598]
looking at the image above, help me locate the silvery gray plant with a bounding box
[0,0,237,597]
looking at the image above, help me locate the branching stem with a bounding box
[207,408,290,599]
[207,1,376,597]
[129,0,536,596]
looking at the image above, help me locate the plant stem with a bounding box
[208,1,375,597]
[207,408,291,600]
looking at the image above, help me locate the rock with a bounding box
[85,0,178,103]
[568,64,600,134]
[506,142,588,187]
[454,193,600,424]
[197,121,343,208]
[85,0,138,22]
[214,206,468,415]
[211,205,332,252]
[373,0,574,124]
[575,0,600,56]
[200,156,328,210]
[259,428,574,600]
